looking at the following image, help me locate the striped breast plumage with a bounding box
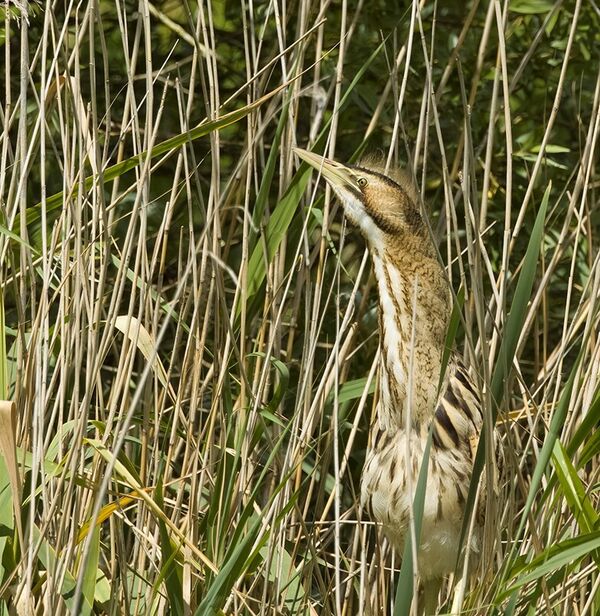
[360,358,485,579]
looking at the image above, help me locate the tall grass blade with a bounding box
[155,476,184,615]
[23,81,297,231]
[393,431,433,616]
[79,526,101,616]
[498,531,600,600]
[460,183,551,553]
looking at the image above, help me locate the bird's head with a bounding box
[294,148,426,252]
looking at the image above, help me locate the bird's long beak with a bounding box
[293,147,357,192]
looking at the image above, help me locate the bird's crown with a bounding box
[348,154,424,238]
[294,148,425,246]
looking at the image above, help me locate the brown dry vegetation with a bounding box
[0,1,599,614]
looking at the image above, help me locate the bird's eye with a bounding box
[357,177,368,188]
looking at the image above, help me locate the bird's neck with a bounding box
[370,241,450,432]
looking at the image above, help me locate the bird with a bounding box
[294,147,486,614]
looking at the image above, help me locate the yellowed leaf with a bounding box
[77,492,140,544]
[114,315,175,400]
[0,400,23,544]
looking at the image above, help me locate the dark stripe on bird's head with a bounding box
[351,165,424,236]
[350,164,405,192]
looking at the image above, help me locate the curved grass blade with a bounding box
[155,475,184,616]
[570,388,600,465]
[495,348,582,602]
[80,526,101,616]
[114,315,174,400]
[22,79,300,230]
[458,183,551,561]
[393,431,433,616]
[0,401,22,548]
[31,524,95,614]
[77,492,139,544]
[489,183,552,412]
[516,384,600,522]
[497,531,600,601]
[551,441,599,537]
[241,37,388,316]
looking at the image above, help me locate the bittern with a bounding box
[295,148,485,613]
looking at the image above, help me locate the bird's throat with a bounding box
[371,247,450,432]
